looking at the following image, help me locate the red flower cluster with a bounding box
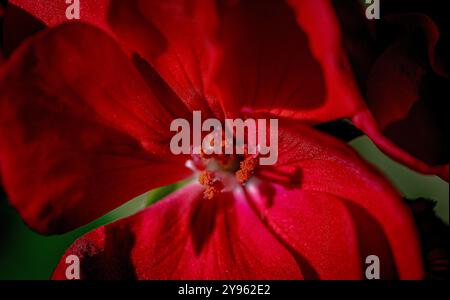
[0,0,446,279]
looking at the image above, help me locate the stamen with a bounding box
[199,171,224,200]
[194,131,260,197]
[235,156,258,184]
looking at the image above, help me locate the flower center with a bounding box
[187,137,259,199]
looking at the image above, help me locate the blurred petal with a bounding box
[353,14,448,179]
[0,23,191,234]
[333,1,449,178]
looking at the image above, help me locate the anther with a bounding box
[235,156,258,184]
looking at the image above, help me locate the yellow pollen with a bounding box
[235,156,258,184]
[199,171,224,200]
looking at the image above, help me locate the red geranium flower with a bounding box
[0,0,422,279]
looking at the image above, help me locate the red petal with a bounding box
[52,184,303,279]
[352,14,448,179]
[108,0,365,123]
[328,2,450,179]
[8,0,218,121]
[248,185,364,279]
[209,0,321,120]
[108,0,221,118]
[53,123,424,280]
[0,23,191,234]
[256,122,424,279]
[209,0,364,123]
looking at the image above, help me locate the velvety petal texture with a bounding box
[53,184,303,279]
[256,122,424,279]
[53,123,423,279]
[0,23,191,234]
[108,0,221,118]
